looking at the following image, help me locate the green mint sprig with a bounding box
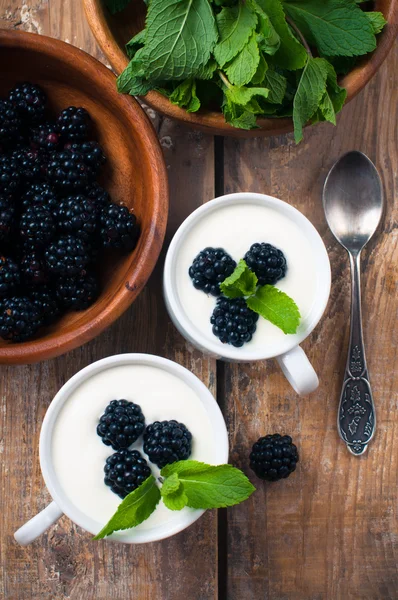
[113,0,386,141]
[94,461,255,540]
[220,260,301,334]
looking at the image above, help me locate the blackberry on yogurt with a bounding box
[104,449,151,499]
[143,420,192,469]
[189,247,236,296]
[244,243,287,286]
[211,296,259,347]
[97,399,145,450]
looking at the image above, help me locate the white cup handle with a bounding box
[277,346,319,396]
[14,501,63,546]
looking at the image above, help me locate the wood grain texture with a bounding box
[0,1,218,599]
[222,42,398,600]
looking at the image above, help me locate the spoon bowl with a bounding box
[323,151,383,254]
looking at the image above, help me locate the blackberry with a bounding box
[0,256,20,297]
[249,434,299,482]
[20,251,48,285]
[0,155,20,196]
[244,243,287,286]
[57,106,91,141]
[0,99,22,147]
[189,247,236,296]
[100,203,139,252]
[104,449,151,499]
[0,296,42,342]
[20,206,56,248]
[45,234,91,277]
[0,195,16,243]
[21,182,58,213]
[97,399,145,450]
[8,82,46,124]
[56,195,98,240]
[64,141,106,174]
[143,420,192,469]
[85,182,111,209]
[12,147,46,181]
[29,285,60,325]
[56,272,99,310]
[30,121,60,152]
[47,149,94,191]
[211,297,259,348]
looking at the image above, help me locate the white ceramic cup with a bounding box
[14,354,228,546]
[163,193,331,396]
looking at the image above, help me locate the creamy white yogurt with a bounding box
[175,203,318,355]
[51,364,216,534]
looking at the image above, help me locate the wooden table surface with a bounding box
[0,2,397,599]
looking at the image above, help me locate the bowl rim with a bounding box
[83,0,398,137]
[0,30,169,364]
[39,353,229,543]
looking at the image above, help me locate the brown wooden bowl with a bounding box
[0,30,168,364]
[83,0,398,137]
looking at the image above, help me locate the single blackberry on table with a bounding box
[64,141,106,174]
[8,82,46,124]
[250,434,299,482]
[244,243,287,286]
[20,206,56,248]
[56,195,98,240]
[189,247,236,296]
[143,420,192,469]
[0,155,20,196]
[45,234,92,277]
[0,296,42,342]
[29,285,60,325]
[100,203,139,252]
[211,297,259,348]
[21,182,58,213]
[47,149,94,191]
[104,449,151,499]
[57,106,91,142]
[0,99,22,147]
[0,195,16,243]
[97,399,145,450]
[56,272,99,310]
[0,256,20,297]
[20,251,48,285]
[30,121,60,152]
[12,147,46,181]
[85,182,111,209]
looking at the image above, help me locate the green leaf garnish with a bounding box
[213,3,258,67]
[247,284,301,334]
[220,259,258,298]
[169,79,201,113]
[292,57,329,144]
[161,461,256,509]
[93,475,160,540]
[225,33,260,87]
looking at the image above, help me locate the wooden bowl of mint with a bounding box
[84,0,397,139]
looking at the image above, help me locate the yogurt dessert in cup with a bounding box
[164,193,331,395]
[14,354,228,545]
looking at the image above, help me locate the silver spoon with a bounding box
[323,151,383,455]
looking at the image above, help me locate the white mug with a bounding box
[163,193,331,396]
[14,354,228,545]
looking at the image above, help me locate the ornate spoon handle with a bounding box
[337,252,376,455]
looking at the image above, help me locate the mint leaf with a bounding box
[161,472,181,495]
[214,3,258,67]
[292,57,328,143]
[220,259,258,298]
[364,12,387,35]
[93,475,160,539]
[224,83,269,107]
[249,0,280,56]
[251,53,268,84]
[197,58,218,80]
[126,30,146,59]
[170,79,201,113]
[105,0,131,14]
[222,101,258,130]
[247,285,301,334]
[162,487,189,511]
[263,69,287,104]
[283,0,376,57]
[257,0,307,70]
[161,461,255,509]
[144,0,218,81]
[117,55,153,96]
[225,33,260,87]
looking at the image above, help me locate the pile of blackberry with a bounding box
[97,399,193,499]
[0,82,140,342]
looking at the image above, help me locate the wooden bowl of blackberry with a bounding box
[0,30,168,364]
[84,0,398,139]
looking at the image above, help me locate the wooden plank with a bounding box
[0,2,218,599]
[222,44,398,599]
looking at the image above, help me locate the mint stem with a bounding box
[285,16,312,57]
[218,70,232,89]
